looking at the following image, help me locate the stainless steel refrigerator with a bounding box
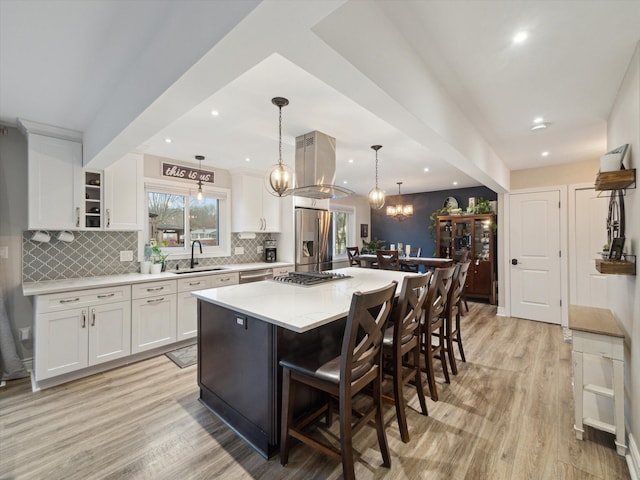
[295,208,332,272]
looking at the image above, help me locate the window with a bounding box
[332,207,355,259]
[145,182,229,257]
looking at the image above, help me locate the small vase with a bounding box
[150,263,162,274]
[140,261,151,274]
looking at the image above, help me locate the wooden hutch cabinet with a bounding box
[436,214,497,303]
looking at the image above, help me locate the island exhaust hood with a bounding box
[292,131,353,199]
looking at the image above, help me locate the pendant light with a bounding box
[195,155,204,201]
[386,182,413,220]
[368,145,385,209]
[267,97,293,197]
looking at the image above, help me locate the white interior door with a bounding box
[509,190,562,323]
[572,188,609,307]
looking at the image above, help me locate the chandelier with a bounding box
[386,182,413,220]
[266,97,293,197]
[368,145,385,209]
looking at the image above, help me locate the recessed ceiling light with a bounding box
[531,123,548,131]
[211,110,219,116]
[533,117,544,124]
[541,151,550,157]
[453,181,458,186]
[343,180,348,184]
[513,31,528,44]
[164,138,172,143]
[423,167,429,172]
[245,157,251,162]
[348,158,354,163]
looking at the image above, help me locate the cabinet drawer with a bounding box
[210,272,239,288]
[178,276,213,293]
[272,266,294,276]
[132,280,177,299]
[573,330,624,360]
[36,285,131,314]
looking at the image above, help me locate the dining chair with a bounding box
[376,250,400,271]
[420,265,455,402]
[381,272,430,442]
[346,246,361,267]
[457,250,470,312]
[442,260,470,374]
[401,247,423,272]
[280,281,397,480]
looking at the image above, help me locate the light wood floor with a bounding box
[0,303,630,479]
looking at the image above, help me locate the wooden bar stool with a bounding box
[420,266,455,402]
[376,250,400,270]
[381,272,430,442]
[280,282,397,480]
[442,260,470,374]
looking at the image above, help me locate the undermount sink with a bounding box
[171,267,228,275]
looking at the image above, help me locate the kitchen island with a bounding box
[193,267,413,458]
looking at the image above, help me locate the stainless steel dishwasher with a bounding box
[239,268,273,284]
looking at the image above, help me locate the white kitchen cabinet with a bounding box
[131,280,177,353]
[34,286,131,381]
[26,133,83,230]
[104,152,143,230]
[232,174,281,232]
[177,272,239,340]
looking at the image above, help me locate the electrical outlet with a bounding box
[0,246,8,259]
[19,327,31,341]
[257,245,264,253]
[234,247,245,255]
[120,250,134,262]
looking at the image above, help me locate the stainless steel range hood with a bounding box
[292,131,353,199]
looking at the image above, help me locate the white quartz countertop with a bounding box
[22,262,293,296]
[192,267,416,333]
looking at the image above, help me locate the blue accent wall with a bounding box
[370,186,497,256]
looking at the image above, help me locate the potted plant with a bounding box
[361,237,386,254]
[150,244,169,273]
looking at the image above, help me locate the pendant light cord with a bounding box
[278,105,283,166]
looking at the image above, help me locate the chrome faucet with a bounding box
[191,240,202,269]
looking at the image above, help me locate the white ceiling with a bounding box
[2,0,639,196]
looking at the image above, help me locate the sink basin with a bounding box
[171,267,228,275]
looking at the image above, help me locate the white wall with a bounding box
[0,125,34,359]
[606,41,640,459]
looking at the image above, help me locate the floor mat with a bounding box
[165,344,197,368]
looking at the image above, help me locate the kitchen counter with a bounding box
[196,267,415,458]
[192,267,410,333]
[22,262,293,296]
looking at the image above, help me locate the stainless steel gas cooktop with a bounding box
[272,271,352,286]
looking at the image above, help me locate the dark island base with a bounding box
[197,300,346,458]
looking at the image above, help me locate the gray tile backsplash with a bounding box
[23,232,276,282]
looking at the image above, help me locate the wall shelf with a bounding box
[595,168,635,191]
[595,255,636,275]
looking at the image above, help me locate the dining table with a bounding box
[355,253,454,270]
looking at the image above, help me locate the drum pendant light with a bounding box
[267,97,293,197]
[368,145,385,209]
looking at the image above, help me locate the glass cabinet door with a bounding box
[438,219,453,258]
[453,219,472,262]
[474,217,492,261]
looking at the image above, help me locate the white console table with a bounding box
[569,305,626,456]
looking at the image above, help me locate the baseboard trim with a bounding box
[627,434,639,480]
[497,306,506,317]
[23,357,33,372]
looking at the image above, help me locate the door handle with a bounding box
[511,258,518,265]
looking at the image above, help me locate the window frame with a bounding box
[331,205,356,261]
[143,179,231,260]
